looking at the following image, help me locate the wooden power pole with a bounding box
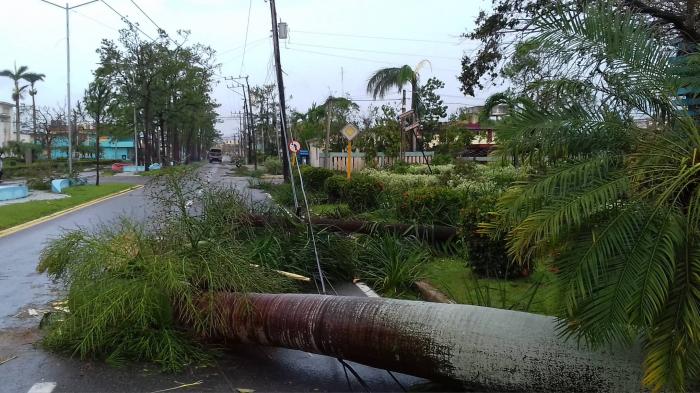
[268,0,292,183]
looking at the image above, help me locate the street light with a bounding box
[38,0,99,173]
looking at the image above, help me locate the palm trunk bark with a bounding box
[31,94,37,144]
[203,293,643,392]
[14,93,20,144]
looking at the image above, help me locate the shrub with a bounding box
[263,156,282,175]
[400,187,463,224]
[432,154,453,165]
[458,193,522,279]
[358,235,429,296]
[324,175,347,203]
[310,203,352,219]
[343,175,383,211]
[386,160,410,174]
[359,168,439,196]
[299,166,335,191]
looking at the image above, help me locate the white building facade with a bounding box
[0,101,31,147]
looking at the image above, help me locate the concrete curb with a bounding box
[0,185,143,239]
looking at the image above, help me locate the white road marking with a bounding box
[27,382,56,393]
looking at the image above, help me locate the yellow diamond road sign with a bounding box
[340,124,359,141]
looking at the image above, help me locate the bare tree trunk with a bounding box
[203,293,643,392]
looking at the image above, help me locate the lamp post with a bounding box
[38,0,99,173]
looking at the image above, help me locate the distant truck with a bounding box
[208,148,223,163]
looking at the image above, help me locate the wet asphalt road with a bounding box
[0,163,426,392]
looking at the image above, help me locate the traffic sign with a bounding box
[288,140,301,152]
[340,124,360,141]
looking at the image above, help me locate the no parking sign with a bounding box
[288,140,301,153]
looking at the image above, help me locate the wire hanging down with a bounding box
[239,0,253,74]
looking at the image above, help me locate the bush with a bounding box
[358,236,429,296]
[400,187,463,225]
[457,193,522,279]
[359,168,440,196]
[310,203,352,219]
[263,156,282,175]
[432,154,454,165]
[299,166,335,191]
[324,175,347,203]
[386,160,410,174]
[343,175,383,211]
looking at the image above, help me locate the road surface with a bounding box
[0,163,427,392]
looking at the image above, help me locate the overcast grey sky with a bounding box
[1,0,495,137]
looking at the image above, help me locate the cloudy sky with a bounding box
[1,0,495,137]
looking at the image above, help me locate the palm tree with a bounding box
[0,64,31,143]
[23,73,45,143]
[366,61,430,151]
[481,3,700,391]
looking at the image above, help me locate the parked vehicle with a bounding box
[208,148,222,163]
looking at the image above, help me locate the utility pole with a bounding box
[244,76,257,170]
[39,0,99,173]
[268,0,292,183]
[133,107,138,166]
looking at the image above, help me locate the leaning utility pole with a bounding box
[268,0,292,182]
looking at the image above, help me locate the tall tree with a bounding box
[482,2,700,390]
[367,61,430,152]
[0,64,43,143]
[366,61,430,114]
[84,75,114,186]
[417,77,448,146]
[24,73,45,143]
[95,27,219,169]
[459,0,700,96]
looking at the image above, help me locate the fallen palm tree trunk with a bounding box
[205,293,642,392]
[414,280,455,303]
[247,215,458,242]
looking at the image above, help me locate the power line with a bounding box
[219,36,267,56]
[286,45,459,73]
[290,41,460,60]
[71,8,119,31]
[292,29,462,45]
[129,0,165,35]
[240,0,253,75]
[100,0,154,40]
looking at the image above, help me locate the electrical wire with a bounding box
[129,0,164,34]
[286,45,459,73]
[292,29,460,45]
[71,8,119,31]
[240,0,253,75]
[290,42,459,60]
[100,0,154,40]
[219,36,268,56]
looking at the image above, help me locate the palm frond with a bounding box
[366,65,415,99]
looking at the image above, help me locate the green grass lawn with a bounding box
[0,183,136,230]
[421,257,559,316]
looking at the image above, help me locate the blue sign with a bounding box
[298,149,309,157]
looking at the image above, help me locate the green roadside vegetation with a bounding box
[0,183,136,230]
[253,163,550,314]
[422,258,558,316]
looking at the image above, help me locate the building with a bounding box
[0,101,33,148]
[50,135,135,161]
[0,101,14,147]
